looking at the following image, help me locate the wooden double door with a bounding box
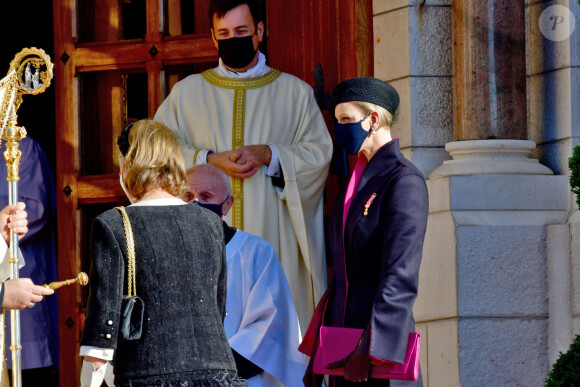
[53,0,372,384]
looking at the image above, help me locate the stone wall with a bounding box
[424,163,568,386]
[527,0,580,362]
[373,0,453,178]
[528,0,580,176]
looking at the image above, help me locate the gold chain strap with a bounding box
[115,206,137,297]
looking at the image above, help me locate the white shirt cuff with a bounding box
[0,242,25,282]
[198,149,212,165]
[80,345,114,361]
[264,144,281,177]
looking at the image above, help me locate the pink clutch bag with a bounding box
[312,327,420,381]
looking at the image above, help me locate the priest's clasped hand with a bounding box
[230,145,272,170]
[208,145,272,180]
[208,150,258,179]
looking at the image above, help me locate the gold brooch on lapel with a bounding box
[363,193,377,216]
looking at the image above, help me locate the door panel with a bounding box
[267,0,372,213]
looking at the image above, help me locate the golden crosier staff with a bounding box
[0,69,19,387]
[0,47,53,387]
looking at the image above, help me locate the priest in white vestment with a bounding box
[185,165,306,387]
[154,1,332,332]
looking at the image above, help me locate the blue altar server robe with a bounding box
[3,136,58,370]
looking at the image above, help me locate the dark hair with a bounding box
[209,0,262,28]
[117,122,134,157]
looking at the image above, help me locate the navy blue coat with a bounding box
[326,139,428,379]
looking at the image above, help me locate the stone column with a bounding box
[527,1,580,354]
[373,0,576,384]
[413,1,573,385]
[423,140,569,385]
[453,0,527,140]
[373,1,453,179]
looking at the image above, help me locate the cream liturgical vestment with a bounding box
[155,68,332,330]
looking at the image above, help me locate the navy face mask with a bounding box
[194,195,230,217]
[333,114,371,155]
[217,35,257,69]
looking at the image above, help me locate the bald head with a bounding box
[184,165,234,217]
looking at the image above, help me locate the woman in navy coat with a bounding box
[306,77,428,386]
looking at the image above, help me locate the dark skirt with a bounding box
[116,370,246,387]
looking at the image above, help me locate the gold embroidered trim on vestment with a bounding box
[200,68,281,229]
[193,148,202,166]
[231,88,246,229]
[200,68,281,90]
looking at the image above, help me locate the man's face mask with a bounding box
[216,34,257,69]
[195,195,230,217]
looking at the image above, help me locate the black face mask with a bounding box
[333,113,371,155]
[217,35,257,69]
[194,195,230,217]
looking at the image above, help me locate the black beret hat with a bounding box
[332,77,400,115]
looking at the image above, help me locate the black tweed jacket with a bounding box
[80,203,237,385]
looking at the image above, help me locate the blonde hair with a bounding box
[121,119,186,201]
[353,101,395,128]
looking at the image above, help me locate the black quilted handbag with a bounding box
[116,206,144,341]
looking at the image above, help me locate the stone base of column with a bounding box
[415,139,569,386]
[430,139,554,177]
